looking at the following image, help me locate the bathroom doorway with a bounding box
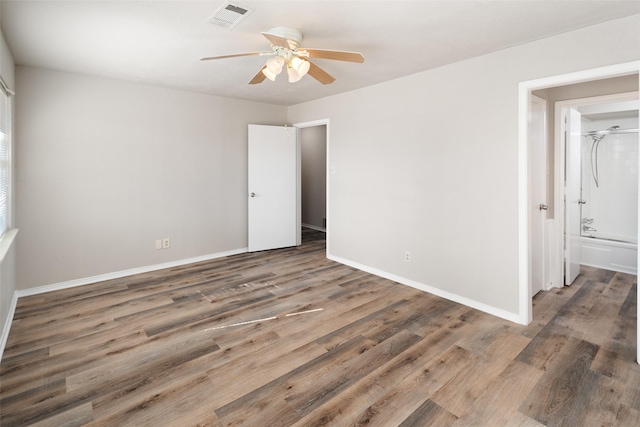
[520,61,639,361]
[558,93,639,284]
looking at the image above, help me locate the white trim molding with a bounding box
[301,223,326,232]
[15,248,249,298]
[328,254,522,325]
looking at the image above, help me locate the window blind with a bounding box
[0,84,11,236]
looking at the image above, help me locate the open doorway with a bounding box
[556,92,639,285]
[300,125,327,232]
[520,61,639,361]
[532,79,639,287]
[295,119,329,255]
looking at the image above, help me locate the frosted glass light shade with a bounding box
[291,57,310,77]
[266,56,285,73]
[287,67,302,83]
[262,67,279,81]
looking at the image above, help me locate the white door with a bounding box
[565,108,582,285]
[530,95,547,296]
[248,125,301,252]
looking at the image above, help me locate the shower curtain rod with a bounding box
[583,128,639,136]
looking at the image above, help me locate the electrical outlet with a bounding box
[405,251,411,262]
[162,238,170,249]
[155,240,162,250]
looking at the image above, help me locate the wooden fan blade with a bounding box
[200,52,266,61]
[261,32,291,48]
[249,67,267,85]
[307,61,335,85]
[302,49,365,63]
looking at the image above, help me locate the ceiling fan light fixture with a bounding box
[266,55,285,73]
[287,67,303,83]
[291,57,310,77]
[262,67,279,81]
[200,26,363,85]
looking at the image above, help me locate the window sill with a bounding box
[0,228,18,263]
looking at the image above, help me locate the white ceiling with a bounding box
[2,1,640,105]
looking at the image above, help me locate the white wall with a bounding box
[288,14,640,318]
[301,125,326,229]
[15,67,285,289]
[0,27,16,356]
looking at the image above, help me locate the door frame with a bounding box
[518,60,640,363]
[293,118,330,257]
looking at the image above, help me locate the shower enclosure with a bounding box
[578,107,639,274]
[581,116,639,242]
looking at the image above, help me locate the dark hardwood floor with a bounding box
[1,228,639,426]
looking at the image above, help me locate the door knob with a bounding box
[250,192,256,198]
[578,199,586,205]
[539,204,548,211]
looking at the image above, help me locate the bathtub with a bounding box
[580,236,637,275]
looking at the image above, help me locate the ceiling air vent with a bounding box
[208,2,254,29]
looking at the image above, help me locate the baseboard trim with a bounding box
[0,291,18,363]
[327,254,522,325]
[301,223,326,232]
[15,248,249,298]
[3,247,522,361]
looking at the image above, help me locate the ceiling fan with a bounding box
[200,27,365,85]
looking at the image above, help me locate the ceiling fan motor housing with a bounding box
[267,27,303,49]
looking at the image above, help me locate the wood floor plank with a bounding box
[314,299,410,350]
[430,349,514,417]
[270,289,409,344]
[616,404,640,425]
[284,330,422,419]
[452,360,543,425]
[2,316,128,359]
[578,374,624,427]
[214,334,376,426]
[28,402,94,427]
[515,322,573,371]
[591,284,637,379]
[64,329,221,393]
[0,327,147,400]
[87,374,220,427]
[622,367,640,413]
[291,316,472,426]
[519,337,600,426]
[89,331,281,420]
[0,377,67,415]
[206,339,328,412]
[398,399,458,427]
[351,344,474,426]
[603,272,636,304]
[505,411,546,426]
[14,288,174,333]
[2,229,639,426]
[0,346,49,375]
